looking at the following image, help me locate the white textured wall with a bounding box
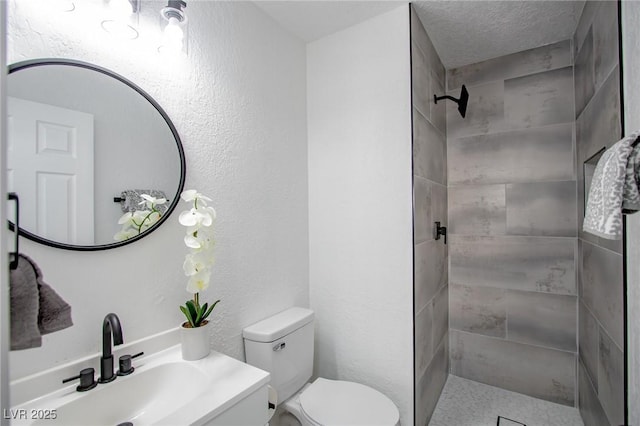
[307,6,414,425]
[623,3,640,424]
[7,0,309,380]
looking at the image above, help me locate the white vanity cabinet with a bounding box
[202,385,268,426]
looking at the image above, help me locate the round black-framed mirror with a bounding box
[7,58,186,251]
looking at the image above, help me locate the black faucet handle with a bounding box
[63,368,97,392]
[118,352,144,376]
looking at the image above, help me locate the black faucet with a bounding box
[99,313,124,383]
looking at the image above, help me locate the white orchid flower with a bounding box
[203,206,217,221]
[179,208,213,227]
[178,189,217,312]
[139,194,167,209]
[186,270,211,293]
[118,212,134,225]
[181,189,212,205]
[184,229,215,250]
[184,234,201,249]
[183,252,214,276]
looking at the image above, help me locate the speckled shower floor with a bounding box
[429,375,584,426]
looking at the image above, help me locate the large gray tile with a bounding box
[412,42,431,121]
[431,183,447,229]
[506,181,577,237]
[576,66,620,164]
[432,283,448,350]
[593,2,619,90]
[448,123,574,185]
[413,108,446,185]
[506,290,577,352]
[450,284,506,338]
[504,67,574,130]
[430,72,447,135]
[415,302,434,379]
[449,184,506,235]
[410,7,445,86]
[574,27,595,118]
[446,81,504,139]
[416,335,448,426]
[415,239,447,313]
[579,301,599,392]
[414,175,432,244]
[450,330,576,406]
[448,40,572,90]
[574,1,602,55]
[578,360,611,426]
[581,240,623,348]
[449,235,577,295]
[598,328,624,426]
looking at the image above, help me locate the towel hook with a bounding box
[7,192,19,270]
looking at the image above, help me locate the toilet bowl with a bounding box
[243,307,400,426]
[282,378,400,426]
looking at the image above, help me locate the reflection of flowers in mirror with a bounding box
[113,194,167,241]
[178,189,220,328]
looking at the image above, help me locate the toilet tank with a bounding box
[243,307,314,402]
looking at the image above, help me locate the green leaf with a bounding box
[195,302,208,326]
[185,300,198,327]
[202,300,220,322]
[180,305,195,328]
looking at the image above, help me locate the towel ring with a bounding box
[7,192,19,270]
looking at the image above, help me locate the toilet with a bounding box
[243,307,400,426]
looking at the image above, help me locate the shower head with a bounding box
[434,84,469,118]
[457,85,469,118]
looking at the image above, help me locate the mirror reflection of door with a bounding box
[7,96,94,245]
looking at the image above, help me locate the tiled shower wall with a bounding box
[410,8,449,426]
[573,3,624,426]
[446,41,579,406]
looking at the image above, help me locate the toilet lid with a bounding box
[299,378,399,425]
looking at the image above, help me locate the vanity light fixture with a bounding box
[159,0,188,55]
[101,0,140,40]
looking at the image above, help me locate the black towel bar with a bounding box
[7,192,19,270]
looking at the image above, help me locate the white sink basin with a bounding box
[12,346,270,426]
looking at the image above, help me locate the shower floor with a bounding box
[428,375,584,426]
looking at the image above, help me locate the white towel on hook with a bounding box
[583,130,640,240]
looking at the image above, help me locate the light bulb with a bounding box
[102,0,138,39]
[164,17,184,43]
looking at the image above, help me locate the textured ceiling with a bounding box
[254,1,585,69]
[412,1,585,68]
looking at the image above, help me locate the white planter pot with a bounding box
[180,320,211,361]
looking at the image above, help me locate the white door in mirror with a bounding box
[8,97,95,245]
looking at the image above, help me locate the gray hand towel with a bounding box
[10,254,73,350]
[10,255,42,350]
